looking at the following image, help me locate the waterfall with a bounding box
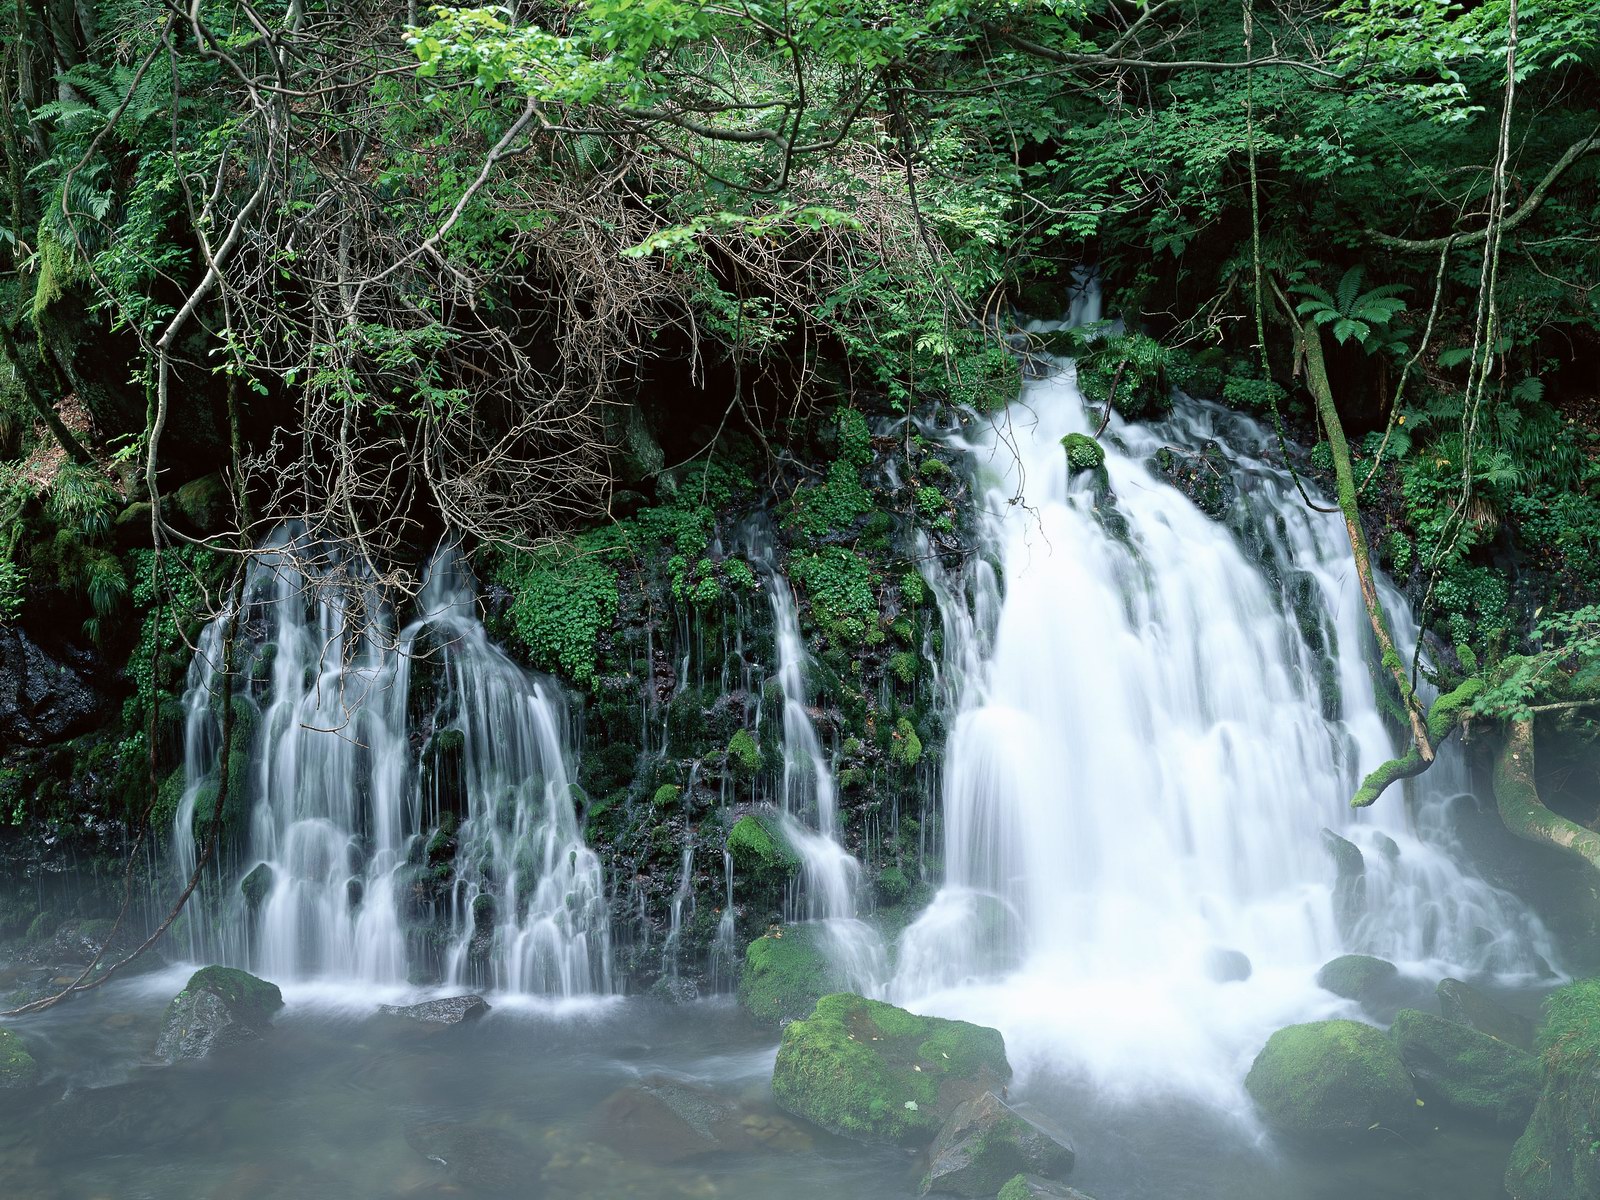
[748,533,887,991]
[891,324,1558,1106]
[173,529,611,995]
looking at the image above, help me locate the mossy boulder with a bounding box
[1315,954,1398,1004]
[772,993,1011,1146]
[922,1090,1074,1197]
[155,965,284,1062]
[0,1027,40,1088]
[726,728,761,778]
[1506,980,1600,1200]
[1244,1019,1417,1140]
[1389,1008,1539,1128]
[239,862,274,913]
[997,1176,1097,1200]
[738,925,844,1025]
[1060,433,1104,473]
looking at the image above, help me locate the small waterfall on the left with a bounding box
[749,533,887,992]
[172,527,612,994]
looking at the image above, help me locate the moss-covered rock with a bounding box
[1244,1019,1417,1140]
[1060,433,1104,473]
[726,728,761,777]
[1506,980,1600,1200]
[771,993,1011,1146]
[727,810,799,921]
[922,1090,1074,1197]
[737,925,844,1025]
[1389,1008,1539,1128]
[996,1175,1096,1200]
[239,862,274,913]
[1315,954,1397,1003]
[0,1027,40,1088]
[155,965,284,1062]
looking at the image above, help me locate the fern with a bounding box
[1291,267,1410,350]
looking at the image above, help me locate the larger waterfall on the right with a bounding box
[892,316,1559,1111]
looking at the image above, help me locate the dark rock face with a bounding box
[0,626,112,747]
[590,1074,811,1166]
[922,1091,1074,1197]
[155,965,283,1062]
[377,994,491,1025]
[1390,1008,1540,1128]
[1320,828,1367,939]
[1438,977,1535,1052]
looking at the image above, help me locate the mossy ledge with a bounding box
[737,925,844,1024]
[771,992,1010,1146]
[1506,980,1600,1200]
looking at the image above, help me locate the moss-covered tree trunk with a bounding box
[1493,718,1600,873]
[1299,319,1433,767]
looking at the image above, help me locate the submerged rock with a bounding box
[1507,980,1600,1200]
[1244,1019,1417,1140]
[1389,1008,1539,1128]
[0,1027,39,1088]
[772,993,1010,1146]
[737,926,844,1025]
[377,995,491,1026]
[922,1090,1074,1197]
[1438,977,1534,1052]
[1316,954,1398,1003]
[590,1073,810,1165]
[405,1119,544,1196]
[155,965,283,1062]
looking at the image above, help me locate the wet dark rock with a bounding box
[169,472,229,533]
[649,975,700,1005]
[239,863,274,912]
[1390,1008,1540,1128]
[1204,948,1252,983]
[405,1119,544,1196]
[1316,954,1398,1004]
[1149,442,1237,518]
[1320,828,1367,939]
[1438,977,1534,1052]
[0,626,113,747]
[155,965,283,1062]
[590,1074,810,1165]
[377,994,490,1025]
[922,1090,1074,1197]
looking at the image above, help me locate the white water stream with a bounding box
[890,311,1558,1109]
[174,531,611,995]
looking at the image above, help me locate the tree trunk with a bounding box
[1493,718,1600,873]
[1298,317,1433,766]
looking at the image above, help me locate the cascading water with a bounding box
[891,313,1558,1108]
[747,534,887,990]
[174,530,611,995]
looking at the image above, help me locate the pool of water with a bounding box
[0,963,1534,1200]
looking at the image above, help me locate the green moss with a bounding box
[876,864,910,905]
[997,1176,1032,1200]
[1244,1019,1417,1140]
[790,547,881,646]
[1506,980,1600,1200]
[727,812,797,877]
[652,783,682,809]
[1315,954,1397,1002]
[239,862,274,911]
[726,728,761,777]
[175,966,284,1021]
[737,925,843,1024]
[889,651,917,685]
[1060,432,1105,472]
[890,717,922,768]
[1390,1008,1539,1128]
[0,1027,39,1089]
[494,540,619,687]
[772,993,1011,1145]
